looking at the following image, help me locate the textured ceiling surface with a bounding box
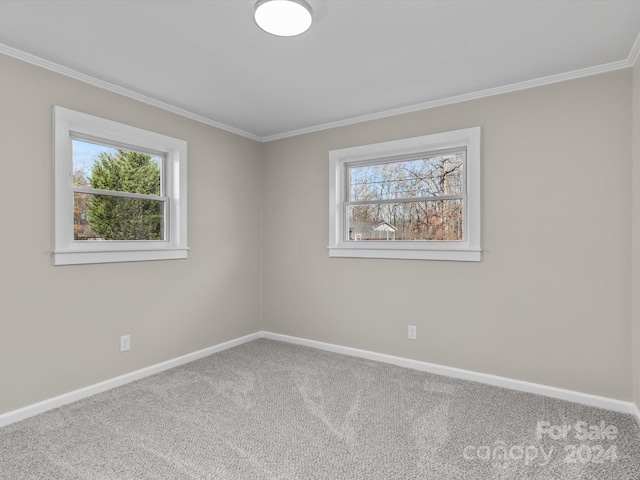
[0,1,639,139]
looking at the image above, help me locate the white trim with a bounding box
[0,332,261,429]
[263,60,631,142]
[329,127,481,261]
[262,332,636,415]
[0,43,261,142]
[2,32,639,145]
[327,247,481,262]
[53,247,189,266]
[53,106,189,265]
[1,330,637,430]
[628,30,640,67]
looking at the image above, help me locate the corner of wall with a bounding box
[259,144,265,331]
[633,52,640,412]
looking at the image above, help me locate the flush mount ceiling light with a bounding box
[254,0,313,37]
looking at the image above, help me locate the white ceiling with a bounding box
[0,1,639,141]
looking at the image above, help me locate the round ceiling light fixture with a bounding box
[254,0,313,37]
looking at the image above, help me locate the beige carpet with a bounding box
[1,339,639,479]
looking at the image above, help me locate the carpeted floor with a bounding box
[1,338,639,479]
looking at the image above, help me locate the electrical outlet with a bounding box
[408,325,417,340]
[120,334,131,352]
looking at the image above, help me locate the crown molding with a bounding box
[628,30,640,67]
[0,42,262,142]
[2,33,639,145]
[262,57,634,142]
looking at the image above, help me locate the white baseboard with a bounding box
[0,332,260,429]
[2,330,638,430]
[262,332,637,416]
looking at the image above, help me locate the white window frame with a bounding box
[53,106,188,265]
[329,127,481,261]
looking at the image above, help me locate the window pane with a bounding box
[74,192,165,241]
[347,199,463,241]
[348,152,464,201]
[72,139,162,195]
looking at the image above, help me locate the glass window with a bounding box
[346,151,465,242]
[71,139,166,242]
[329,127,481,261]
[54,106,188,265]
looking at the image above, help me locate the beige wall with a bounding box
[262,70,633,401]
[0,54,263,415]
[1,51,637,415]
[634,57,640,409]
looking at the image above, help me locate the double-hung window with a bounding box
[54,106,188,265]
[329,127,481,261]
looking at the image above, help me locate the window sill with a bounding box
[328,246,481,262]
[53,247,189,266]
